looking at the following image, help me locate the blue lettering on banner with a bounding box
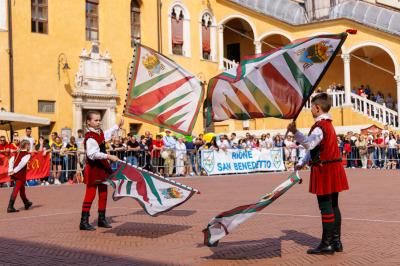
[231,150,253,160]
[232,160,270,171]
[217,162,231,172]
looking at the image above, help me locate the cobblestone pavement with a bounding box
[1,169,400,265]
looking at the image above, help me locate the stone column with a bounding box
[254,40,262,55]
[341,53,351,106]
[218,25,224,70]
[73,103,82,135]
[395,75,400,126]
[109,106,116,128]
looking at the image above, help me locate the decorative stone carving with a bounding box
[74,42,118,98]
[72,42,120,134]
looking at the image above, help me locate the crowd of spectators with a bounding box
[1,124,400,187]
[319,82,397,111]
[314,82,397,112]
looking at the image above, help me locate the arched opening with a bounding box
[222,18,255,64]
[318,50,344,93]
[168,3,191,57]
[200,11,216,61]
[349,45,396,110]
[260,34,291,53]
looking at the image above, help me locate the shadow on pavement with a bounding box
[0,236,164,265]
[204,237,282,260]
[280,230,320,248]
[104,222,192,238]
[133,209,197,217]
[204,230,319,260]
[20,204,43,211]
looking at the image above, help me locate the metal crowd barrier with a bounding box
[1,145,399,187]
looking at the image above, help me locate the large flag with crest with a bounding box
[206,33,347,124]
[107,162,198,216]
[125,44,204,135]
[203,172,301,246]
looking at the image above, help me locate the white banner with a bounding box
[201,148,285,175]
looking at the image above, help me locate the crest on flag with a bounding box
[297,41,334,69]
[125,44,204,135]
[142,53,165,76]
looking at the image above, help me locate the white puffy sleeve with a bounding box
[86,138,108,160]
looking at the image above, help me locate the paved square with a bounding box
[1,169,399,265]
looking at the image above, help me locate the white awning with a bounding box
[0,111,51,130]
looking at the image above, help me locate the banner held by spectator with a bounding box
[106,161,199,216]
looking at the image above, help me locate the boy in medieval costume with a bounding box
[287,93,349,255]
[79,111,123,231]
[7,140,33,213]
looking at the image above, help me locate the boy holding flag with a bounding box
[80,111,123,231]
[287,93,349,255]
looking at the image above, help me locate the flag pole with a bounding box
[284,31,350,138]
[123,43,138,117]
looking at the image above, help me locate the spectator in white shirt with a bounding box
[23,127,35,152]
[175,137,187,176]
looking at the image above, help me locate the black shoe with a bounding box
[332,229,343,252]
[7,198,19,213]
[24,200,33,210]
[98,211,112,228]
[80,212,95,231]
[307,230,335,255]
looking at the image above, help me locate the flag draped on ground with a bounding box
[125,44,204,135]
[106,162,198,216]
[206,33,347,125]
[203,172,301,246]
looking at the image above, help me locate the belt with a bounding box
[311,158,342,166]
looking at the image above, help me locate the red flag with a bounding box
[0,153,50,183]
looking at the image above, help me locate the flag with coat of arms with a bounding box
[206,33,347,125]
[107,162,198,216]
[124,43,204,135]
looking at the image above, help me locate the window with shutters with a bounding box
[201,13,212,60]
[31,0,48,34]
[171,8,184,55]
[130,0,141,47]
[169,4,190,57]
[86,0,99,41]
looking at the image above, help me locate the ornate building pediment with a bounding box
[74,42,119,99]
[72,42,119,133]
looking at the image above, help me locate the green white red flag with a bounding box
[106,162,198,216]
[203,172,301,246]
[125,44,204,135]
[206,33,347,124]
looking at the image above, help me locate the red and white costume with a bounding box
[296,114,349,195]
[8,151,31,201]
[81,125,119,213]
